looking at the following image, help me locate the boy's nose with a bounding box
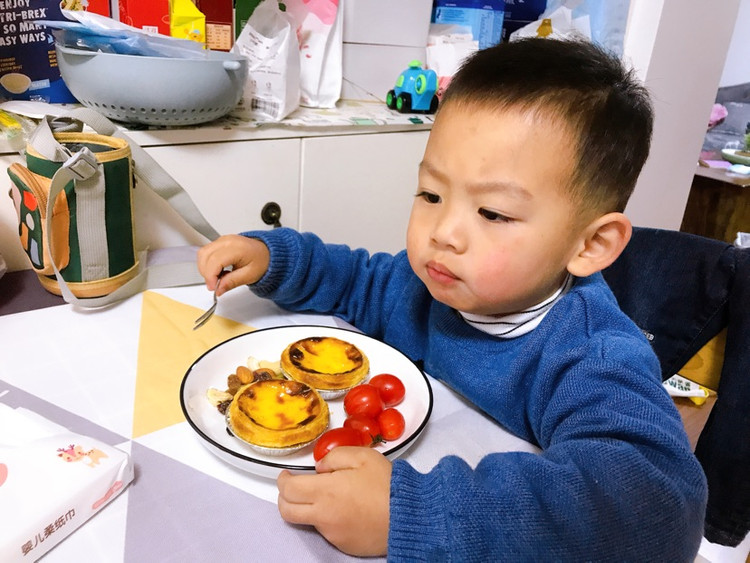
[431,209,466,252]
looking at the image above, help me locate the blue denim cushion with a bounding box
[603,227,750,547]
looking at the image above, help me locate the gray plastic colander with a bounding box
[55,44,248,127]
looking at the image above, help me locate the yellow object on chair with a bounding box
[678,328,727,393]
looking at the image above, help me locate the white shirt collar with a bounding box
[459,274,574,338]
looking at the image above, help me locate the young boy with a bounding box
[197,38,707,560]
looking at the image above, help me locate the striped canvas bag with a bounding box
[6,108,219,307]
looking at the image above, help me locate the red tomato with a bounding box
[313,427,364,462]
[343,413,381,445]
[370,373,406,407]
[344,384,384,419]
[378,408,405,441]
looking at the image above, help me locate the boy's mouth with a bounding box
[426,261,459,285]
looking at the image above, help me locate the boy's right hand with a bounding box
[196,234,271,297]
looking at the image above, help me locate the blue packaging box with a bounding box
[502,0,546,22]
[501,0,547,41]
[432,0,506,49]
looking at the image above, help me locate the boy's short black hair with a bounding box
[440,38,654,214]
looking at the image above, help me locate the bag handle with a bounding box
[35,109,220,308]
[32,108,220,241]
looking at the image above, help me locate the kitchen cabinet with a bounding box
[142,138,302,244]
[0,117,431,272]
[300,131,429,254]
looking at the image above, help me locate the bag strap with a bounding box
[31,108,220,241]
[64,107,220,241]
[43,151,205,307]
[34,109,219,308]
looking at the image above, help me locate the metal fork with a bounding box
[193,270,228,330]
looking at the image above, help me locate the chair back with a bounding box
[602,227,750,547]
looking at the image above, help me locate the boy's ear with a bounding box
[567,212,632,277]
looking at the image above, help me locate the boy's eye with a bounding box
[416,191,441,204]
[478,208,513,223]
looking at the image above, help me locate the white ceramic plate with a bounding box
[180,325,433,479]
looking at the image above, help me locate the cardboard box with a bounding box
[0,406,133,563]
[0,1,77,102]
[234,0,262,39]
[170,0,205,45]
[502,0,546,22]
[117,0,170,35]
[59,0,111,16]
[343,0,432,47]
[501,0,546,42]
[196,0,233,51]
[432,0,506,49]
[342,42,426,102]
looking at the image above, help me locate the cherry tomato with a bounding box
[344,384,384,419]
[370,373,406,407]
[343,413,382,445]
[313,427,364,462]
[378,408,405,441]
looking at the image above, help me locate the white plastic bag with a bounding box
[284,0,343,108]
[426,24,478,98]
[231,0,300,121]
[509,6,591,43]
[543,0,631,57]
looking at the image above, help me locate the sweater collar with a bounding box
[459,273,574,338]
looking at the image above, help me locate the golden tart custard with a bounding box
[227,379,329,454]
[280,336,369,397]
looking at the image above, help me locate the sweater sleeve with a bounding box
[242,228,410,338]
[388,347,708,562]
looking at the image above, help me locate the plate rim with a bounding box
[721,148,750,165]
[179,324,433,472]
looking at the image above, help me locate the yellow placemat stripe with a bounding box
[133,291,254,438]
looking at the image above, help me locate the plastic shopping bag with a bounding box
[232,0,300,121]
[284,0,343,108]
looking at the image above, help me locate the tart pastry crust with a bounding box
[227,379,329,449]
[280,336,369,391]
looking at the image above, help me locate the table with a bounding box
[680,165,750,243]
[0,281,538,562]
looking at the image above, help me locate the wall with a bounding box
[621,0,741,230]
[720,0,750,87]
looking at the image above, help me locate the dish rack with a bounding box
[55,44,248,127]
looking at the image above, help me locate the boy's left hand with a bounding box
[277,446,392,556]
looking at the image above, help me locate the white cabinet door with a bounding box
[300,131,429,254]
[143,139,301,249]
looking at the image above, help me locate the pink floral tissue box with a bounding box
[0,403,133,562]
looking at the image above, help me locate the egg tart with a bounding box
[280,336,369,398]
[227,379,329,455]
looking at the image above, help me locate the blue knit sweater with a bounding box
[246,228,707,562]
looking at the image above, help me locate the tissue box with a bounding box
[0,407,133,563]
[343,0,432,47]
